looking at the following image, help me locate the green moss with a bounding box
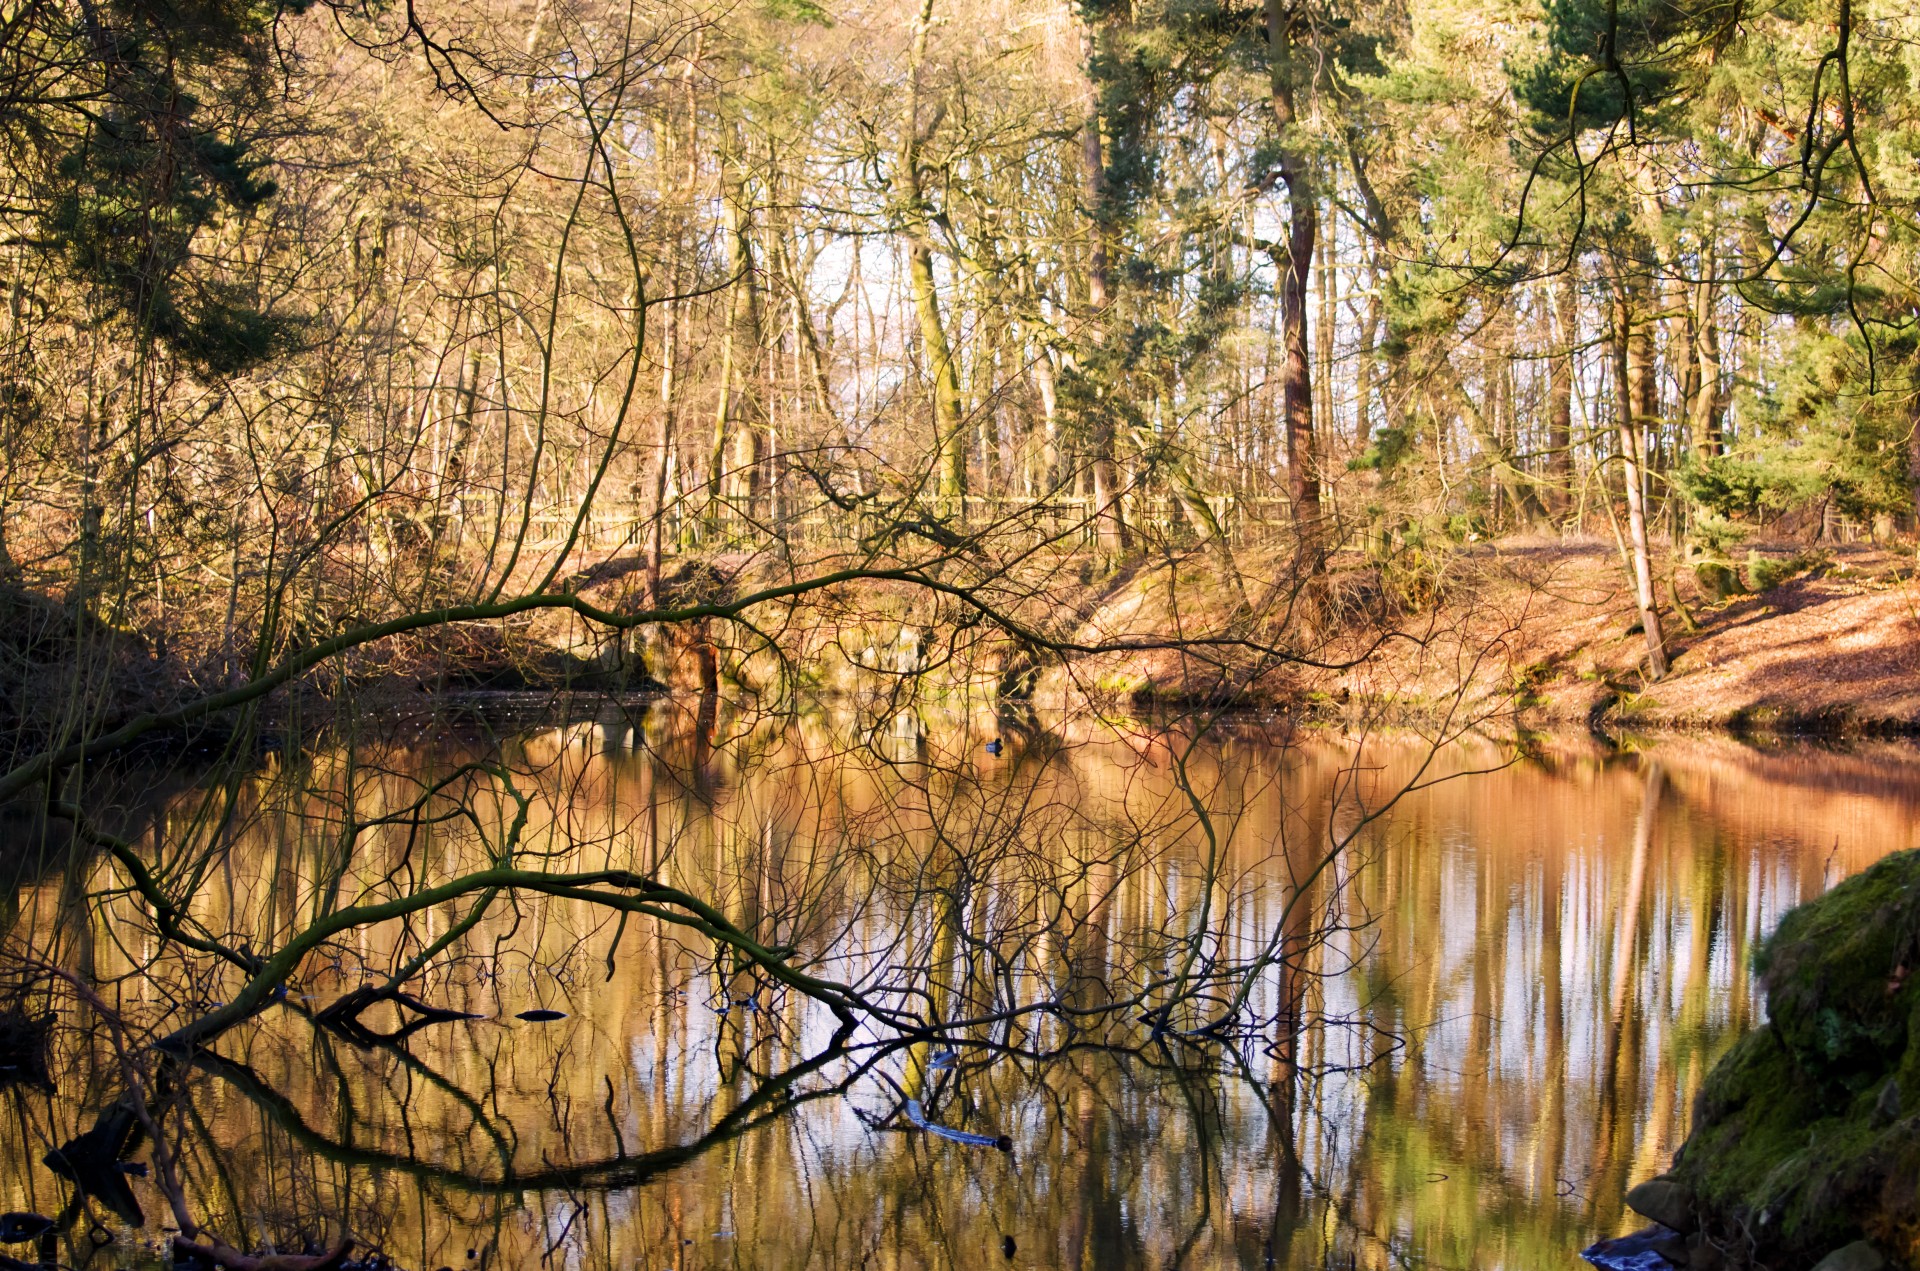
[1616,689,1660,715]
[1665,850,1920,1268]
[1093,670,1150,697]
[1694,559,1745,601]
[1675,1026,1883,1255]
[1759,851,1920,1091]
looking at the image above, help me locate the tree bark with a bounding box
[1264,0,1321,570]
[1030,339,1060,496]
[1078,17,1129,558]
[1490,309,1515,529]
[1315,215,1336,455]
[900,0,967,510]
[646,269,677,607]
[709,180,760,528]
[1906,371,1920,526]
[1688,237,1723,461]
[1547,275,1577,520]
[1355,268,1381,451]
[1612,288,1669,680]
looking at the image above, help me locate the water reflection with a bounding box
[2,704,1916,1271]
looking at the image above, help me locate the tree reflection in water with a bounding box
[1,701,1917,1270]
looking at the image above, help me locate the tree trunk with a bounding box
[1078,17,1129,559]
[1490,310,1515,529]
[1279,214,1318,542]
[1031,341,1060,496]
[1632,298,1659,468]
[901,0,967,511]
[1264,0,1321,571]
[1355,268,1381,451]
[709,185,759,530]
[1689,238,1723,462]
[905,239,964,504]
[1612,289,1669,680]
[1315,216,1336,455]
[1547,275,1577,519]
[646,273,677,607]
[1906,371,1920,527]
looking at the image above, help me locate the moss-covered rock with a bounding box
[1761,852,1920,1090]
[1657,849,1920,1269]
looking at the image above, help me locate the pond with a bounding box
[1,700,1915,1271]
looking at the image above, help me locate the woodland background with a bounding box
[0,0,1908,730]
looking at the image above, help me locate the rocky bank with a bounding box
[1593,849,1920,1271]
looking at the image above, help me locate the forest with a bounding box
[0,0,1909,728]
[0,0,1915,1269]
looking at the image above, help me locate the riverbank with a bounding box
[1346,537,1918,734]
[1,534,1908,758]
[1024,536,1919,733]
[340,534,1920,735]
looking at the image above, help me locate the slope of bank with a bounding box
[1038,537,1918,734]
[1382,538,1919,733]
[4,533,1902,744]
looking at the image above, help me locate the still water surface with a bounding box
[3,705,1917,1270]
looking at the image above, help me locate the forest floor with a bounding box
[1468,538,1920,732]
[1041,536,1920,734]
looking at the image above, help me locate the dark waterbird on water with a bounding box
[0,1214,51,1244]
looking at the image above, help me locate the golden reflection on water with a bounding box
[3,706,1918,1271]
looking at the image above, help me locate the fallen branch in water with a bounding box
[904,1098,1013,1151]
[313,985,482,1047]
